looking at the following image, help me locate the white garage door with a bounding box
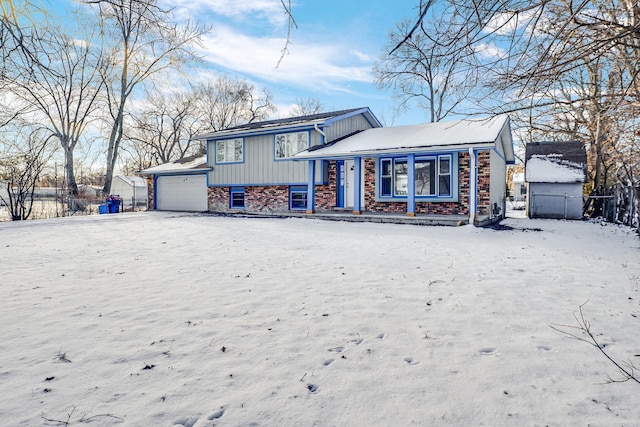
[156,174,207,212]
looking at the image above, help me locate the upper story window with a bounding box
[275,131,309,159]
[216,138,243,164]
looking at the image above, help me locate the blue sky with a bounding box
[50,0,422,126]
[172,0,422,125]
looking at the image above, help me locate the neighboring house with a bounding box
[510,172,526,210]
[110,176,148,208]
[142,109,515,226]
[525,141,587,220]
[78,184,100,198]
[139,154,210,211]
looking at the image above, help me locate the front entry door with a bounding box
[345,159,355,208]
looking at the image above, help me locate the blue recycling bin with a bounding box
[105,195,121,213]
[98,204,108,214]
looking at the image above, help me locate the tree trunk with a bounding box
[64,144,78,197]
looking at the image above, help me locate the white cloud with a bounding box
[474,42,507,60]
[484,8,539,36]
[169,0,288,27]
[199,25,372,92]
[351,50,372,62]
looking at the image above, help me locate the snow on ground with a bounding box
[1,212,639,426]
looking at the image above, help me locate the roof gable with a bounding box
[294,115,513,160]
[139,154,209,175]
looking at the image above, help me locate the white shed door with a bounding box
[156,174,207,211]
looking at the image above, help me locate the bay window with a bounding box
[379,154,454,199]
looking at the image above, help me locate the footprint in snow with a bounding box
[478,348,498,355]
[537,345,553,352]
[173,416,198,427]
[322,358,335,366]
[208,408,225,420]
[403,357,418,365]
[328,346,344,353]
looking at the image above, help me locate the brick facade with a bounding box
[205,151,494,219]
[146,176,155,210]
[363,153,474,215]
[476,151,491,215]
[209,186,292,213]
[315,161,338,211]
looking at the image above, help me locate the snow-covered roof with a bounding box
[114,176,147,187]
[293,115,513,161]
[139,154,209,175]
[524,141,587,183]
[525,156,586,183]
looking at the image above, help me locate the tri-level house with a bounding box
[142,108,515,226]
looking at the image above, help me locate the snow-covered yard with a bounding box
[1,212,639,426]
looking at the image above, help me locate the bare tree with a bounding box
[192,76,276,132]
[374,11,482,122]
[291,97,325,116]
[387,1,639,224]
[82,0,207,195]
[0,126,53,220]
[1,7,105,197]
[124,85,202,171]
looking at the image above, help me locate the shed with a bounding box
[525,141,587,219]
[111,176,148,209]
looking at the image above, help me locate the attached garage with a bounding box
[156,174,207,211]
[139,154,211,212]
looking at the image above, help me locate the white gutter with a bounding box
[469,147,476,225]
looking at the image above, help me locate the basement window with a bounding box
[230,187,245,209]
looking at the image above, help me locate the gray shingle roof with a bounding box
[525,141,587,164]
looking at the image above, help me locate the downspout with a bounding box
[469,147,476,225]
[314,123,326,143]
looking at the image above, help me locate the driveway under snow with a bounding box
[1,212,639,426]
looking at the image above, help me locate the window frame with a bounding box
[377,153,456,201]
[215,138,244,164]
[380,159,392,197]
[289,185,308,210]
[230,187,245,209]
[274,131,310,160]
